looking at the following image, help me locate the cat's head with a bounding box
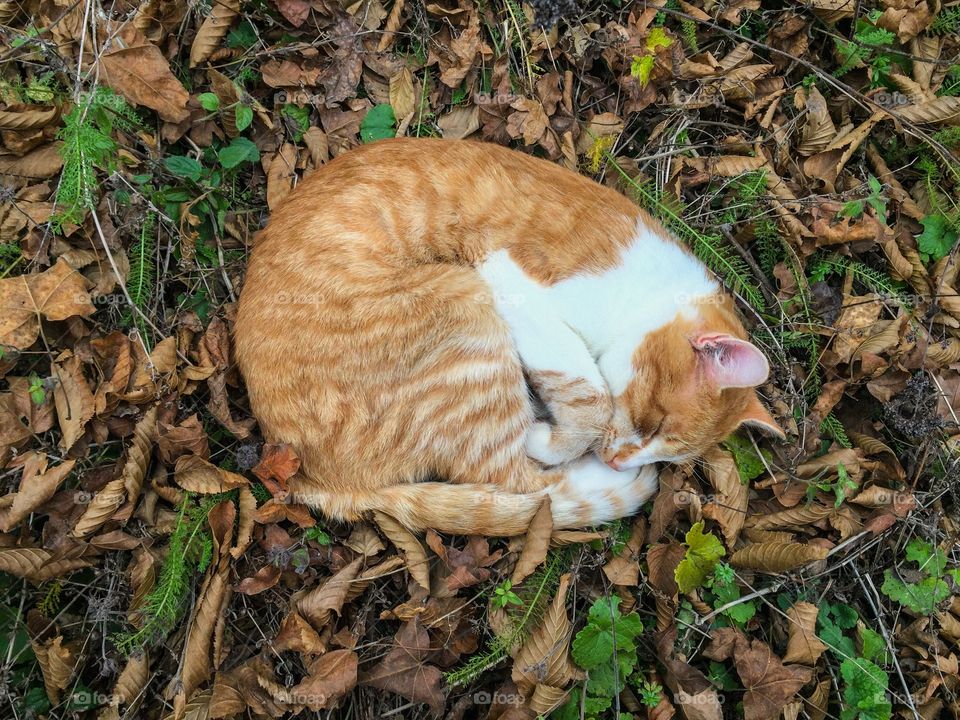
[599,295,783,469]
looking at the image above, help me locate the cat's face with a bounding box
[599,298,783,469]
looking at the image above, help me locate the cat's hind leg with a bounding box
[478,250,611,466]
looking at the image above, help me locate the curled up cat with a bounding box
[233,138,783,536]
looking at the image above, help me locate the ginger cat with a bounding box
[234,139,782,535]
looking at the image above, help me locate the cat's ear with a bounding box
[737,393,786,438]
[693,334,769,389]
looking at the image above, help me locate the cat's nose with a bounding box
[605,458,622,470]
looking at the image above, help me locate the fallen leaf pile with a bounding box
[1,0,960,718]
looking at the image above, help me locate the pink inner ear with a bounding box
[693,334,770,389]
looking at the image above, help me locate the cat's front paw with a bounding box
[525,421,592,466]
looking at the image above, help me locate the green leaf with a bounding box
[722,434,770,483]
[858,626,888,665]
[840,657,891,720]
[235,104,254,132]
[917,214,958,262]
[880,572,949,614]
[218,137,260,169]
[360,104,397,143]
[198,92,220,111]
[572,596,643,670]
[904,537,946,575]
[630,54,656,86]
[675,522,726,593]
[645,27,673,51]
[164,155,203,181]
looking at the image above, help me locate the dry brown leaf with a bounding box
[705,629,812,720]
[190,0,240,67]
[74,406,157,537]
[803,679,830,720]
[0,105,58,130]
[511,495,552,585]
[345,522,385,557]
[748,503,834,530]
[111,652,150,707]
[701,446,748,546]
[437,105,480,139]
[175,454,248,494]
[0,457,75,531]
[266,143,297,211]
[290,649,358,710]
[730,542,829,572]
[528,684,570,715]
[0,143,64,179]
[273,611,327,655]
[373,510,431,591]
[52,352,95,450]
[648,542,685,631]
[0,549,53,586]
[895,96,960,124]
[251,443,300,495]
[388,68,416,122]
[101,23,190,122]
[360,619,444,713]
[798,86,837,155]
[175,564,231,716]
[0,259,95,349]
[230,486,256,559]
[783,602,828,665]
[33,635,75,704]
[512,573,582,690]
[602,516,645,586]
[297,556,363,630]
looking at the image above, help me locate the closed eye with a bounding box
[641,418,665,437]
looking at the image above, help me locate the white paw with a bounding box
[629,464,660,504]
[525,422,565,466]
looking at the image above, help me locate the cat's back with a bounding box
[252,138,643,283]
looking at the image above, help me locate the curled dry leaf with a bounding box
[111,652,150,707]
[174,454,248,494]
[0,259,95,349]
[783,602,828,665]
[33,635,75,704]
[251,443,300,496]
[236,564,281,595]
[511,495,552,585]
[373,510,431,591]
[297,556,363,630]
[528,684,570,715]
[512,573,582,690]
[189,0,240,67]
[273,611,327,655]
[175,564,231,716]
[230,486,257,558]
[74,405,158,537]
[730,542,829,573]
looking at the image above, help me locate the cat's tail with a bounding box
[291,463,659,536]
